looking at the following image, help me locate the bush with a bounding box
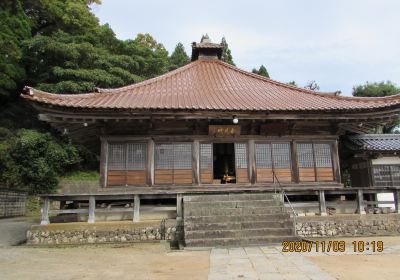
[0,129,81,194]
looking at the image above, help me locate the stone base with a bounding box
[26,219,177,245]
[296,213,400,237]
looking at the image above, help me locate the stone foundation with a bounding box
[26,220,177,245]
[296,214,400,237]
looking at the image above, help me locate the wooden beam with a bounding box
[394,190,400,214]
[133,194,140,222]
[332,140,341,183]
[100,139,108,188]
[40,197,50,225]
[176,194,183,220]
[318,190,327,216]
[192,140,200,185]
[87,196,96,223]
[147,139,155,186]
[291,141,299,183]
[357,189,366,214]
[248,140,256,184]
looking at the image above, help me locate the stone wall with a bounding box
[296,214,400,237]
[26,220,177,245]
[0,189,26,217]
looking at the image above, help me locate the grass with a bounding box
[25,195,42,218]
[61,170,100,181]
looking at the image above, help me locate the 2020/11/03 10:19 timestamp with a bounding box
[282,241,384,253]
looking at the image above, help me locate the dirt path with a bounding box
[0,243,210,280]
[0,217,36,247]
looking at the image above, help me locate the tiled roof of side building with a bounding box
[345,134,400,152]
[21,59,400,112]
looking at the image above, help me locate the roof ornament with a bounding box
[191,35,224,61]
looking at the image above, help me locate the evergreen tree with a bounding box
[353,81,399,97]
[168,42,190,71]
[287,81,297,86]
[221,37,235,65]
[252,65,270,78]
[0,0,31,100]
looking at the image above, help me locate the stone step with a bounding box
[184,206,287,217]
[185,228,294,239]
[184,220,293,231]
[184,213,291,223]
[184,199,282,209]
[185,235,298,247]
[183,193,280,202]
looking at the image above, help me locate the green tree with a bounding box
[353,81,400,133]
[287,81,297,86]
[169,42,190,71]
[0,129,81,194]
[352,81,399,97]
[0,0,31,100]
[221,37,235,65]
[252,65,269,78]
[123,33,169,78]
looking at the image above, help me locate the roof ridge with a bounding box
[212,60,400,103]
[96,61,199,94]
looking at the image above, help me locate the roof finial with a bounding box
[191,35,224,61]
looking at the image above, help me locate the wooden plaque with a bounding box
[209,125,241,137]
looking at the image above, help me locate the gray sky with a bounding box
[92,0,400,96]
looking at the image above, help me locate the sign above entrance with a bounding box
[209,125,241,137]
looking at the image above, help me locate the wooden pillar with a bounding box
[147,139,155,186]
[248,140,256,184]
[357,189,366,214]
[40,197,50,225]
[133,194,140,222]
[394,190,400,214]
[192,140,200,185]
[291,141,299,183]
[88,196,96,223]
[318,190,327,216]
[176,194,183,220]
[100,139,108,188]
[332,140,341,183]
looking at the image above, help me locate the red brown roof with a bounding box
[22,59,400,112]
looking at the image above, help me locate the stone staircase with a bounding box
[183,193,296,247]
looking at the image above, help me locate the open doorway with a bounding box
[213,143,236,183]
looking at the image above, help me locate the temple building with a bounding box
[22,38,400,246]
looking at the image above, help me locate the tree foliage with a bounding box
[0,129,81,194]
[352,81,400,97]
[0,0,31,100]
[169,42,190,71]
[304,80,320,91]
[221,37,235,65]
[252,65,270,78]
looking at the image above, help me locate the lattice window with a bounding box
[200,143,212,170]
[272,143,291,168]
[255,143,272,168]
[127,143,146,170]
[297,143,314,168]
[174,143,192,169]
[391,165,400,186]
[235,143,248,168]
[108,143,126,170]
[155,144,174,169]
[314,143,333,168]
[373,165,400,187]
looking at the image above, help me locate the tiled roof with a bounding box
[21,59,400,112]
[345,134,400,152]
